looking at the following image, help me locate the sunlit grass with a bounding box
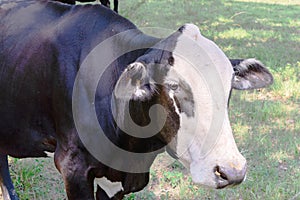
[218,28,251,39]
[271,62,300,101]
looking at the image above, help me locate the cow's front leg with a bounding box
[54,146,94,200]
[0,154,19,200]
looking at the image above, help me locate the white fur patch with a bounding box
[95,177,124,198]
[169,91,180,116]
[45,152,54,158]
[134,87,146,97]
[166,24,246,187]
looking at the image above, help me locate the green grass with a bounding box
[4,158,66,200]
[1,0,299,199]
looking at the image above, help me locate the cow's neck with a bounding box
[123,29,161,51]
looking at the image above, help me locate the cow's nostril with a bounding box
[214,165,228,181]
[214,164,247,189]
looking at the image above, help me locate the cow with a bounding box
[53,0,119,12]
[0,0,273,200]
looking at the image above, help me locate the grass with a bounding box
[1,0,299,199]
[7,158,65,200]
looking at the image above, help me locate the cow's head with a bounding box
[114,24,273,189]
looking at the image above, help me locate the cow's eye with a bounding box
[168,83,179,91]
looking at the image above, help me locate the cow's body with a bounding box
[0,1,155,199]
[0,1,273,200]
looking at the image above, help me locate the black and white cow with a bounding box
[0,1,273,200]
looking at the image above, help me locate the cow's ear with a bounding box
[231,59,274,90]
[114,62,155,100]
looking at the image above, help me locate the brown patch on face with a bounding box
[125,84,180,152]
[157,86,180,145]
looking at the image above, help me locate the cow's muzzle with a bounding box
[214,164,247,189]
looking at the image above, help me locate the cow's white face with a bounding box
[114,24,273,188]
[162,24,246,188]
